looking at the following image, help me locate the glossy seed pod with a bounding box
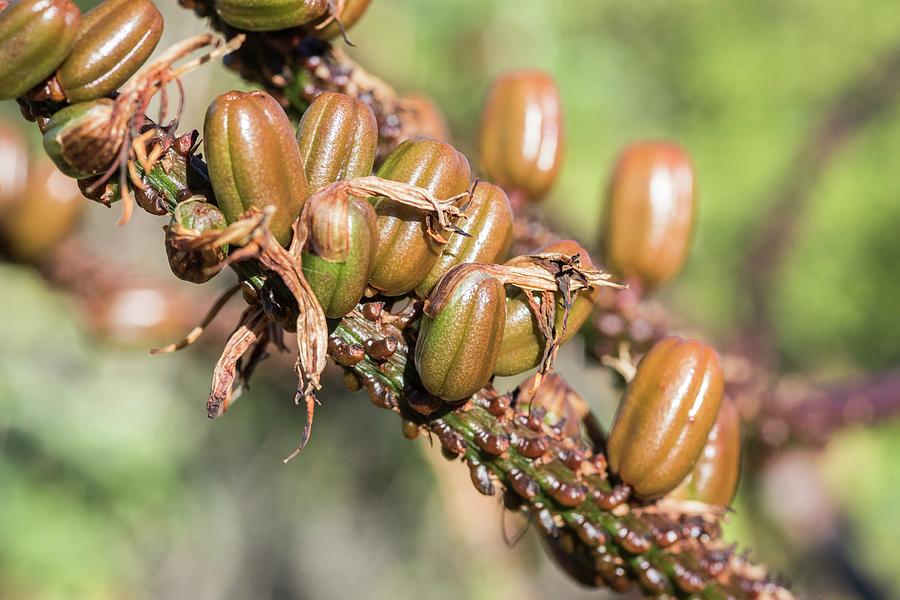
[166,198,228,284]
[415,265,506,402]
[215,0,329,31]
[310,0,371,40]
[0,0,81,100]
[602,141,695,290]
[479,69,564,200]
[368,137,471,296]
[415,182,513,297]
[494,240,596,376]
[302,195,378,318]
[0,159,84,263]
[670,396,742,506]
[607,337,725,500]
[42,99,119,179]
[0,124,29,214]
[204,90,310,246]
[57,0,163,103]
[295,91,377,193]
[398,94,451,144]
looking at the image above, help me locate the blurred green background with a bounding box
[2,0,900,598]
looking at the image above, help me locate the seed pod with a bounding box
[602,141,695,290]
[368,137,471,296]
[204,90,310,246]
[295,92,377,193]
[415,182,513,297]
[607,337,724,500]
[165,198,228,284]
[398,94,451,144]
[479,69,564,200]
[0,158,84,263]
[57,0,163,103]
[670,396,742,506]
[310,0,371,40]
[302,194,378,318]
[494,240,596,376]
[415,265,506,402]
[0,0,81,100]
[215,0,329,31]
[0,124,29,214]
[42,99,120,179]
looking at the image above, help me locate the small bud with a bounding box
[415,182,513,297]
[204,90,310,246]
[165,198,228,284]
[369,137,471,296]
[57,0,163,102]
[0,0,81,100]
[607,337,724,500]
[602,141,695,290]
[415,265,506,402]
[295,92,377,193]
[479,69,564,200]
[215,0,329,31]
[309,0,371,40]
[42,99,121,179]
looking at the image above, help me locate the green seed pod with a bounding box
[166,198,228,284]
[42,99,120,179]
[479,69,564,201]
[57,0,163,103]
[494,240,597,376]
[368,137,471,296]
[415,265,506,402]
[295,91,377,193]
[670,396,742,506]
[0,0,81,100]
[607,336,724,500]
[310,0,371,40]
[415,182,513,297]
[302,194,378,318]
[204,90,310,246]
[601,141,695,290]
[215,0,329,31]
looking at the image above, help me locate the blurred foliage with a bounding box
[2,0,900,598]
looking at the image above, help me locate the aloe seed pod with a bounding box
[0,0,81,100]
[165,198,228,284]
[295,92,377,192]
[0,159,84,263]
[415,265,506,402]
[0,124,29,215]
[398,94,451,144]
[204,90,310,246]
[479,69,564,201]
[368,137,471,296]
[42,98,120,179]
[302,195,378,318]
[670,396,742,506]
[494,240,596,376]
[310,0,371,40]
[215,0,329,31]
[415,182,513,297]
[602,141,695,290]
[607,337,724,500]
[56,0,163,103]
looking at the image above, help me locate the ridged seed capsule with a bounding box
[42,99,120,179]
[368,137,471,296]
[602,141,695,290]
[215,0,329,31]
[56,0,163,103]
[607,336,724,499]
[479,69,564,201]
[415,265,506,402]
[204,90,310,246]
[0,0,81,100]
[415,181,513,297]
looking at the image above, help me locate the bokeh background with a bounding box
[2,1,900,598]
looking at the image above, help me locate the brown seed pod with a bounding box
[215,0,329,31]
[479,69,564,201]
[42,98,121,180]
[165,198,228,284]
[398,94,451,144]
[607,337,725,499]
[0,123,29,215]
[601,141,695,291]
[57,0,164,102]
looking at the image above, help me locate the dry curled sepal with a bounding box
[208,305,269,417]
